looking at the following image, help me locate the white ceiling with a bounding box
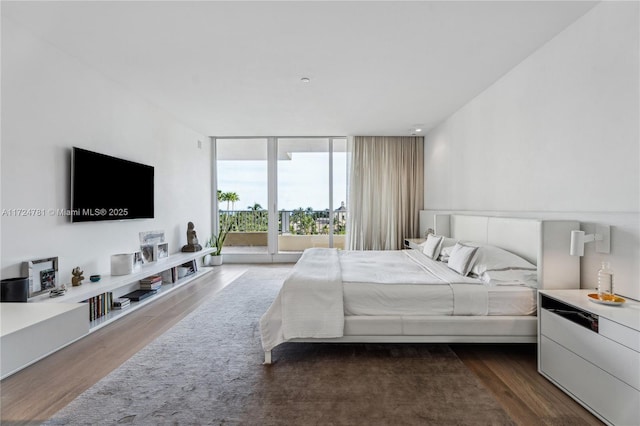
[2,1,598,137]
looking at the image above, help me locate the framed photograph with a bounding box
[154,242,169,261]
[133,251,144,269]
[22,257,59,297]
[139,230,165,246]
[40,269,56,289]
[140,244,155,263]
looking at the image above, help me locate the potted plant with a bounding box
[208,222,232,266]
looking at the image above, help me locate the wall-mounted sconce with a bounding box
[570,225,610,256]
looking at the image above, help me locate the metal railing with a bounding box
[219,209,347,235]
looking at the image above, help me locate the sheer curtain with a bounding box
[346,136,424,250]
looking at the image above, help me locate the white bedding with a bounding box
[340,249,489,316]
[343,249,535,316]
[344,281,536,316]
[340,249,481,285]
[260,248,537,352]
[260,248,343,352]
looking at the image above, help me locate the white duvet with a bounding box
[259,248,494,352]
[340,249,488,316]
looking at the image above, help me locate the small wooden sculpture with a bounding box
[181,221,203,252]
[71,267,84,286]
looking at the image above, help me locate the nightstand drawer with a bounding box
[539,290,640,426]
[541,309,639,391]
[540,335,639,426]
[599,317,640,352]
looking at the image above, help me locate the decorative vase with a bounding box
[209,255,223,266]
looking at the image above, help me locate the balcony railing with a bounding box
[219,209,347,235]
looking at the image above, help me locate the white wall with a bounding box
[424,2,640,299]
[1,18,212,286]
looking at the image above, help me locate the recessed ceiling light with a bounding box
[415,128,423,132]
[300,77,311,83]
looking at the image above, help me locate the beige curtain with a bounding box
[346,136,424,250]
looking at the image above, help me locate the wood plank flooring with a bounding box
[452,344,602,425]
[0,265,248,425]
[1,264,602,425]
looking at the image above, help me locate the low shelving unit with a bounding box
[37,248,215,331]
[1,248,215,379]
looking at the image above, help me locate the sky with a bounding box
[217,152,348,211]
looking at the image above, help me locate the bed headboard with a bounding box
[426,213,579,290]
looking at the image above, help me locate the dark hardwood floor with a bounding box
[452,344,602,425]
[1,264,601,425]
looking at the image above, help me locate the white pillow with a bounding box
[447,243,479,276]
[470,245,536,276]
[437,238,458,261]
[422,234,444,259]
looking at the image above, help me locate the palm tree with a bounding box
[219,192,229,211]
[219,191,239,211]
[248,202,263,211]
[228,192,240,211]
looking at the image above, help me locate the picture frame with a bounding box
[154,242,169,261]
[139,230,165,246]
[22,257,59,297]
[133,251,143,270]
[140,244,155,264]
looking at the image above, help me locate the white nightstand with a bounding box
[538,289,640,426]
[403,238,426,250]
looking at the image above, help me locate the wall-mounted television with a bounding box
[71,147,154,222]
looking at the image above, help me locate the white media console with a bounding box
[0,248,214,379]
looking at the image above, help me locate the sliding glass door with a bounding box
[215,138,269,255]
[213,137,346,261]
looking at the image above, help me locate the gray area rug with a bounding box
[45,266,513,425]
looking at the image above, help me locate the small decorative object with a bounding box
[71,267,84,286]
[90,274,101,282]
[154,242,169,261]
[139,230,166,263]
[140,244,155,263]
[588,292,626,306]
[181,221,203,252]
[597,261,614,298]
[111,253,135,276]
[133,251,143,271]
[49,287,67,298]
[22,257,59,297]
[139,230,165,246]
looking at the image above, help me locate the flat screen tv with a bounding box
[71,147,154,222]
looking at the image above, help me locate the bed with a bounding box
[260,214,580,364]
